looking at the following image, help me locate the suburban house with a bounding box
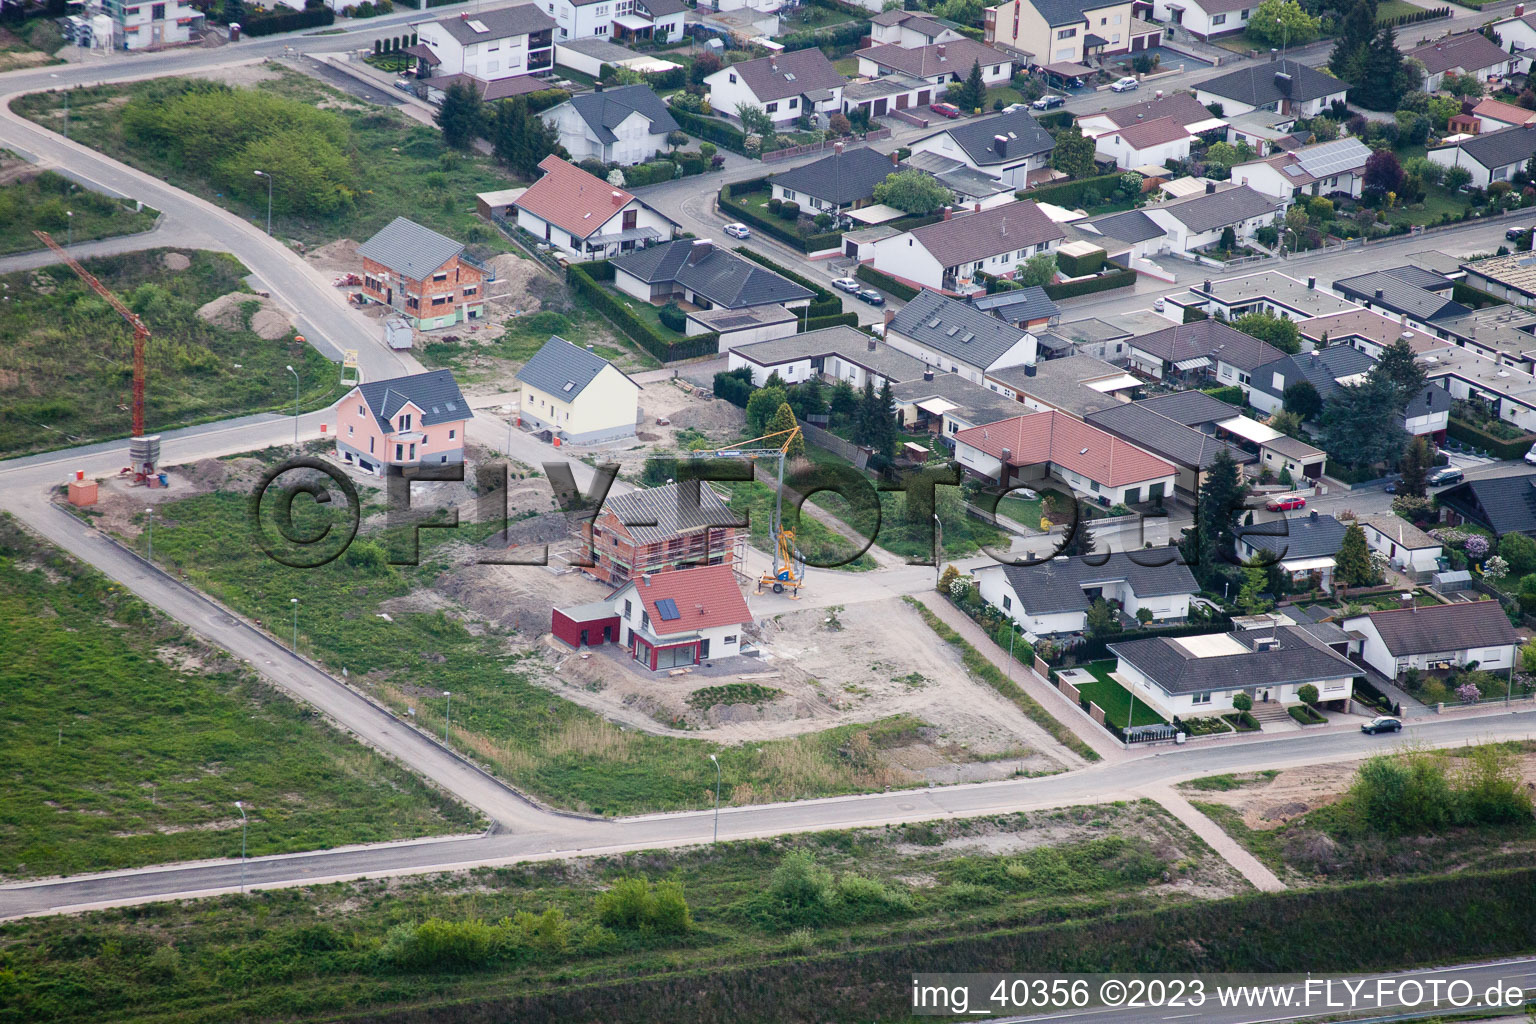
[585,481,742,585]
[1108,624,1358,720]
[768,147,903,218]
[1075,208,1170,260]
[1150,0,1256,41]
[554,36,685,78]
[687,304,799,350]
[545,0,686,43]
[984,353,1142,417]
[335,369,471,476]
[853,40,1017,92]
[1333,268,1468,332]
[865,200,1066,294]
[541,84,679,166]
[906,109,1056,189]
[726,326,927,389]
[1130,389,1328,482]
[1178,270,1359,322]
[1085,400,1256,497]
[552,563,754,670]
[410,4,556,82]
[358,217,486,330]
[1257,433,1329,484]
[1355,514,1444,576]
[984,0,1161,65]
[1428,124,1536,188]
[1076,90,1228,139]
[1455,251,1536,314]
[952,410,1178,505]
[1344,600,1517,680]
[1403,382,1453,440]
[1405,32,1515,92]
[703,49,847,127]
[1245,345,1377,417]
[611,238,815,314]
[1469,96,1536,134]
[1297,309,1446,361]
[1430,303,1536,361]
[1437,474,1536,539]
[1140,183,1281,255]
[105,0,201,49]
[1230,137,1373,204]
[869,8,967,47]
[511,155,677,259]
[514,335,641,444]
[1421,347,1536,433]
[1194,59,1347,118]
[971,286,1059,331]
[975,551,1199,637]
[894,371,1023,438]
[1489,6,1536,71]
[1094,115,1195,170]
[1236,511,1347,592]
[884,289,1037,384]
[1124,318,1284,389]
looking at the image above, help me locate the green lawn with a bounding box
[722,478,878,571]
[1077,660,1167,728]
[0,168,158,256]
[1385,186,1472,229]
[833,56,860,76]
[779,5,864,30]
[984,85,1026,110]
[0,515,478,878]
[997,493,1044,529]
[1374,0,1423,19]
[420,308,647,381]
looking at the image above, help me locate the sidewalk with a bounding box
[1144,784,1287,892]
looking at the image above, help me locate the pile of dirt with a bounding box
[667,397,746,434]
[305,239,361,278]
[185,458,230,490]
[161,252,191,271]
[196,292,294,341]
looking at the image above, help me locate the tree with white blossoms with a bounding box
[1483,554,1510,582]
[607,168,626,187]
[1369,550,1392,580]
[948,576,973,600]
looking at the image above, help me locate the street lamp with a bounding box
[253,170,273,236]
[290,597,299,652]
[234,801,248,894]
[145,507,153,563]
[443,690,452,742]
[932,513,943,582]
[65,210,72,248]
[285,364,300,447]
[709,753,721,843]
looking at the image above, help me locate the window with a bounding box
[723,635,737,645]
[624,599,632,619]
[991,65,1000,74]
[431,296,448,306]
[728,73,736,84]
[1089,480,1100,492]
[347,424,353,436]
[152,2,164,18]
[462,286,477,296]
[1211,13,1226,24]
[788,97,798,109]
[1192,691,1213,704]
[1056,27,1076,38]
[1002,594,1012,610]
[1240,8,1249,16]
[782,189,796,201]
[358,404,365,415]
[449,429,456,439]
[1113,12,1122,22]
[641,610,651,630]
[766,102,779,113]
[398,413,412,430]
[395,443,403,460]
[370,437,375,453]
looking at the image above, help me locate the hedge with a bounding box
[779,19,869,59]
[720,181,841,253]
[1447,416,1536,461]
[1059,614,1234,664]
[670,107,750,156]
[1043,268,1135,299]
[567,260,719,363]
[1034,110,1073,131]
[855,263,918,301]
[1018,172,1126,209]
[714,368,753,407]
[1202,385,1244,406]
[799,312,860,332]
[242,6,334,34]
[731,246,835,302]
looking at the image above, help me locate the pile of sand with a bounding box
[161,252,191,271]
[306,238,362,278]
[668,399,746,434]
[196,292,294,341]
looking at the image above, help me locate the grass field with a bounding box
[722,478,878,571]
[12,67,520,248]
[0,168,158,256]
[420,308,643,379]
[0,249,342,459]
[0,20,64,73]
[0,515,479,878]
[1077,660,1167,728]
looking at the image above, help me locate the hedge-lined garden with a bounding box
[1044,267,1136,300]
[567,260,719,363]
[855,264,918,301]
[720,179,842,253]
[1446,417,1536,461]
[670,107,750,156]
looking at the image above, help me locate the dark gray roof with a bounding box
[1381,265,1454,292]
[1133,389,1241,427]
[926,108,1055,167]
[1130,319,1284,373]
[599,481,738,545]
[1437,474,1536,537]
[769,147,902,206]
[729,327,928,383]
[1158,185,1279,233]
[710,48,845,104]
[357,216,465,281]
[1083,209,1165,244]
[514,335,631,400]
[1353,600,1517,657]
[417,3,554,44]
[892,372,1020,425]
[1086,402,1255,470]
[610,240,814,309]
[636,0,685,15]
[1406,30,1510,76]
[1405,382,1452,418]
[1249,345,1376,402]
[1236,513,1348,560]
[971,285,1059,325]
[1197,59,1346,108]
[1335,271,1470,323]
[984,550,1198,615]
[889,289,1032,369]
[1110,625,1358,695]
[1431,123,1536,172]
[567,85,677,145]
[985,353,1131,416]
[356,369,472,433]
[1028,0,1125,28]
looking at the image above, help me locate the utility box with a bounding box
[385,316,414,350]
[68,478,98,507]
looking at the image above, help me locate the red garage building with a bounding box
[551,564,753,670]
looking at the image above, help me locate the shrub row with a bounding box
[1379,5,1449,25]
[720,183,841,253]
[1055,614,1235,665]
[621,155,708,188]
[779,19,869,59]
[807,298,845,318]
[714,368,753,407]
[567,260,719,363]
[1043,268,1136,300]
[1017,172,1126,209]
[1034,110,1073,131]
[855,263,918,301]
[799,312,860,332]
[731,246,835,302]
[1446,416,1536,461]
[670,107,750,156]
[241,7,334,35]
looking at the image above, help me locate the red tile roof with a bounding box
[514,155,635,241]
[629,563,752,636]
[1473,97,1536,127]
[953,410,1175,487]
[1110,115,1190,150]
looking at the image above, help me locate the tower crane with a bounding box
[34,229,158,481]
[708,426,806,595]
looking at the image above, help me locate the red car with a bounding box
[929,102,962,119]
[1266,495,1307,512]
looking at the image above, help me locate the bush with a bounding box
[1231,693,1252,712]
[567,261,718,362]
[595,878,692,934]
[1297,683,1319,706]
[778,201,801,220]
[657,302,687,332]
[1447,417,1536,461]
[1043,268,1135,300]
[669,107,749,155]
[713,367,753,407]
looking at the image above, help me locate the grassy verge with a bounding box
[1077,660,1166,728]
[419,308,647,381]
[0,168,158,255]
[722,478,877,571]
[905,596,1100,762]
[0,249,343,459]
[0,20,64,73]
[0,515,479,878]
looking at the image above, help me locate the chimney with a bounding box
[890,150,900,166]
[1001,447,1011,460]
[884,308,895,329]
[834,141,844,156]
[1203,279,1213,292]
[1024,361,1037,377]
[769,55,777,70]
[974,202,982,212]
[1274,71,1292,96]
[586,343,595,351]
[611,190,624,206]
[595,81,604,92]
[943,207,952,221]
[937,44,946,59]
[994,134,1009,157]
[923,367,934,381]
[868,337,878,351]
[1374,288,1384,301]
[460,10,468,17]
[688,239,713,264]
[1270,48,1278,62]
[1156,90,1163,98]
[1519,2,1526,14]
[1307,276,1316,290]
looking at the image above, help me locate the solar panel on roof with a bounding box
[656,598,680,621]
[1283,165,1306,177]
[1294,138,1370,179]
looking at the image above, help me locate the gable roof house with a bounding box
[1333,268,1469,332]
[975,551,1199,638]
[336,369,473,476]
[971,285,1060,330]
[511,155,678,260]
[541,84,679,167]
[1406,31,1516,92]
[1489,7,1536,65]
[1194,59,1348,119]
[515,335,641,444]
[1125,318,1284,390]
[1093,115,1196,171]
[583,481,743,585]
[1075,208,1170,260]
[885,289,1038,385]
[555,563,754,671]
[1085,400,1256,495]
[410,4,555,85]
[1149,0,1261,41]
[1140,183,1282,255]
[870,8,967,47]
[1236,511,1348,591]
[1469,96,1536,134]
[1076,91,1229,139]
[906,108,1057,189]
[1437,473,1536,538]
[703,49,847,127]
[866,200,1066,294]
[1428,123,1536,188]
[1245,344,1376,416]
[984,0,1162,67]
[612,238,815,316]
[1230,136,1373,204]
[357,217,486,331]
[1354,513,1444,575]
[854,39,1018,90]
[768,147,904,217]
[1344,600,1518,680]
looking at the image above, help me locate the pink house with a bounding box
[336,369,472,476]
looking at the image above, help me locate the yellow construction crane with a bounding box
[709,426,806,595]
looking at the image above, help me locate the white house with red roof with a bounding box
[551,563,754,670]
[510,155,677,260]
[1470,97,1536,134]
[952,410,1177,506]
[1094,116,1194,170]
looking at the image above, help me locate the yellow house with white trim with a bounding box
[514,336,641,444]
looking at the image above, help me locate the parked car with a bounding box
[1507,225,1531,242]
[1360,716,1403,735]
[1266,495,1307,512]
[831,277,861,294]
[1153,297,1166,312]
[857,288,886,305]
[929,102,962,119]
[393,78,414,92]
[1002,102,1027,113]
[1110,77,1139,93]
[1428,466,1464,487]
[723,222,751,240]
[1525,442,1536,466]
[1031,94,1066,109]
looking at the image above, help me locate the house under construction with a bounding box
[585,481,746,586]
